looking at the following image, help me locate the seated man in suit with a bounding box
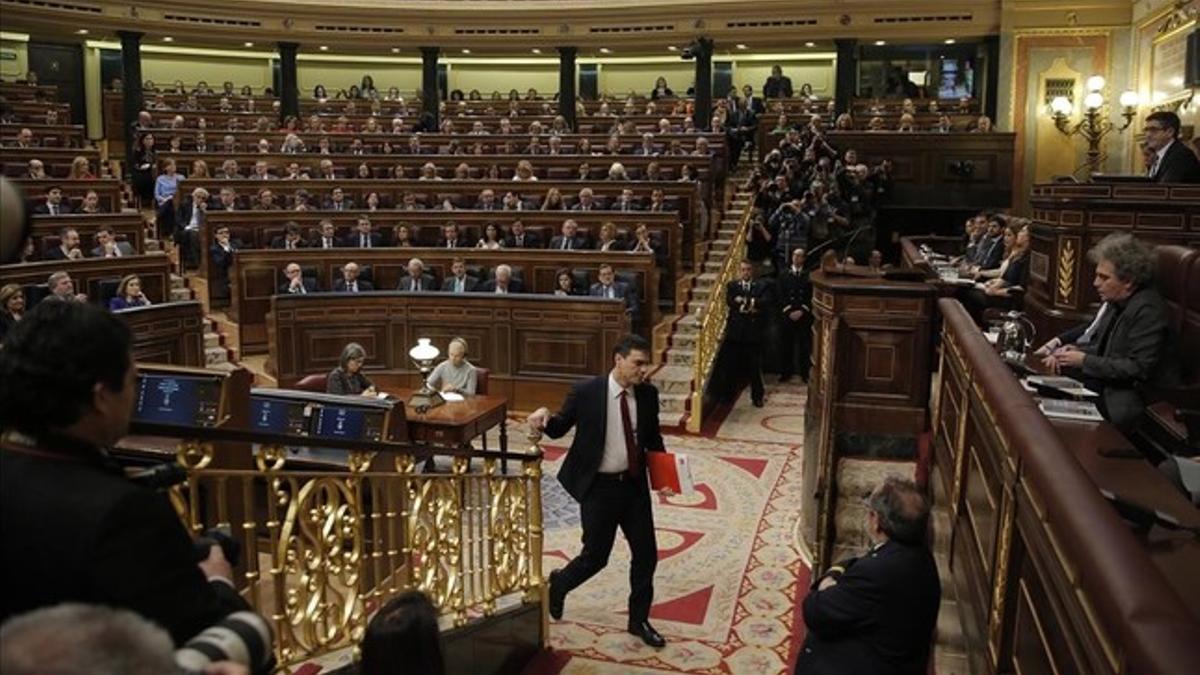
[397,257,435,292]
[253,188,280,211]
[475,188,500,211]
[33,186,73,216]
[478,264,523,294]
[795,477,940,675]
[441,257,478,293]
[208,225,239,299]
[348,216,382,249]
[441,223,466,249]
[324,186,355,211]
[589,263,637,321]
[572,187,604,212]
[0,301,253,646]
[90,227,135,258]
[961,215,1005,274]
[333,262,373,293]
[505,219,541,249]
[214,187,239,211]
[44,271,88,303]
[44,227,83,261]
[310,219,341,249]
[1143,111,1200,183]
[270,222,307,250]
[612,188,641,213]
[1042,233,1179,432]
[550,219,586,251]
[279,261,318,294]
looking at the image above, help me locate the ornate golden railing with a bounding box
[124,423,544,671]
[686,201,753,433]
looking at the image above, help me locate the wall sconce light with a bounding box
[1047,75,1139,176]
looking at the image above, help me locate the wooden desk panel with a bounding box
[12,178,124,212]
[270,292,629,411]
[115,300,207,367]
[0,123,87,148]
[235,248,656,355]
[0,253,172,305]
[932,297,1200,675]
[29,213,146,259]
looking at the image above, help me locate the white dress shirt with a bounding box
[598,373,636,473]
[1150,140,1175,178]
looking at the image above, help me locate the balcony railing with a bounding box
[122,421,545,670]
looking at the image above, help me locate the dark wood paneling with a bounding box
[269,292,628,412]
[0,253,172,306]
[116,300,206,367]
[28,213,146,259]
[232,248,658,355]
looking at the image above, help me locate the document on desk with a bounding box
[441,391,465,402]
[1039,398,1104,422]
[1027,375,1099,398]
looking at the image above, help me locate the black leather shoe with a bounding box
[548,570,565,620]
[628,620,666,648]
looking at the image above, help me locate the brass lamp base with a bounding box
[408,386,445,413]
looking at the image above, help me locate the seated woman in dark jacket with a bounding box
[108,274,153,311]
[327,342,376,396]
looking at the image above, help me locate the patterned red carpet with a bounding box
[531,383,811,674]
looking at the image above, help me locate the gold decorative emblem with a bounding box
[1057,239,1077,305]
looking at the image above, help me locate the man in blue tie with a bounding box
[440,257,478,293]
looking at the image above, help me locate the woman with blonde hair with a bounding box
[68,156,95,180]
[190,159,210,179]
[0,283,25,341]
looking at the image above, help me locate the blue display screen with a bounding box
[250,397,298,433]
[312,405,367,440]
[133,374,215,426]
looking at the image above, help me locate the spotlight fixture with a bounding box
[162,36,174,42]
[319,45,329,51]
[531,48,541,54]
[76,29,88,35]
[944,39,956,44]
[391,47,400,53]
[874,40,886,46]
[461,48,471,54]
[244,42,254,47]
[599,47,611,54]
[736,44,747,50]
[805,42,815,47]
[668,46,678,51]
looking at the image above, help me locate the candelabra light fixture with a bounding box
[1047,75,1140,176]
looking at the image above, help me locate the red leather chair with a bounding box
[1144,245,1200,450]
[295,373,329,393]
[474,367,489,395]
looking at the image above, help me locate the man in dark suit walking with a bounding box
[795,477,941,675]
[527,334,672,649]
[777,248,813,383]
[1143,111,1200,183]
[725,260,771,406]
[0,301,252,645]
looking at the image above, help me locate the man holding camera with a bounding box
[0,301,252,646]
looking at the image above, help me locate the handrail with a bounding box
[119,418,545,671]
[686,198,753,432]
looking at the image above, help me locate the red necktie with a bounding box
[619,390,639,478]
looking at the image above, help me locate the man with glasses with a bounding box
[1142,111,1200,183]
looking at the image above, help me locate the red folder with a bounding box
[646,451,695,494]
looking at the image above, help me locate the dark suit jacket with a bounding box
[795,540,941,675]
[976,235,1005,270]
[333,278,374,292]
[476,279,523,294]
[549,235,586,251]
[269,236,307,250]
[43,246,78,261]
[90,242,136,258]
[1152,140,1200,184]
[397,274,436,292]
[778,268,812,317]
[279,278,319,294]
[543,375,666,501]
[346,233,382,249]
[176,202,206,230]
[441,275,479,293]
[1081,286,1179,431]
[0,436,248,645]
[439,238,467,249]
[323,198,357,211]
[310,235,341,250]
[32,202,74,215]
[506,232,541,249]
[589,281,635,313]
[725,279,771,343]
[209,243,238,272]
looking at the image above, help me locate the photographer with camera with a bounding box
[768,195,811,275]
[0,301,268,667]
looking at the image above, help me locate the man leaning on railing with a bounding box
[0,301,270,671]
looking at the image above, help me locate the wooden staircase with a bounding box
[650,170,754,429]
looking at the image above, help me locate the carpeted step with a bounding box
[203,331,221,350]
[664,348,695,367]
[205,346,230,367]
[169,287,193,302]
[658,392,690,413]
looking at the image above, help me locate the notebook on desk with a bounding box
[1039,398,1104,422]
[1027,375,1099,398]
